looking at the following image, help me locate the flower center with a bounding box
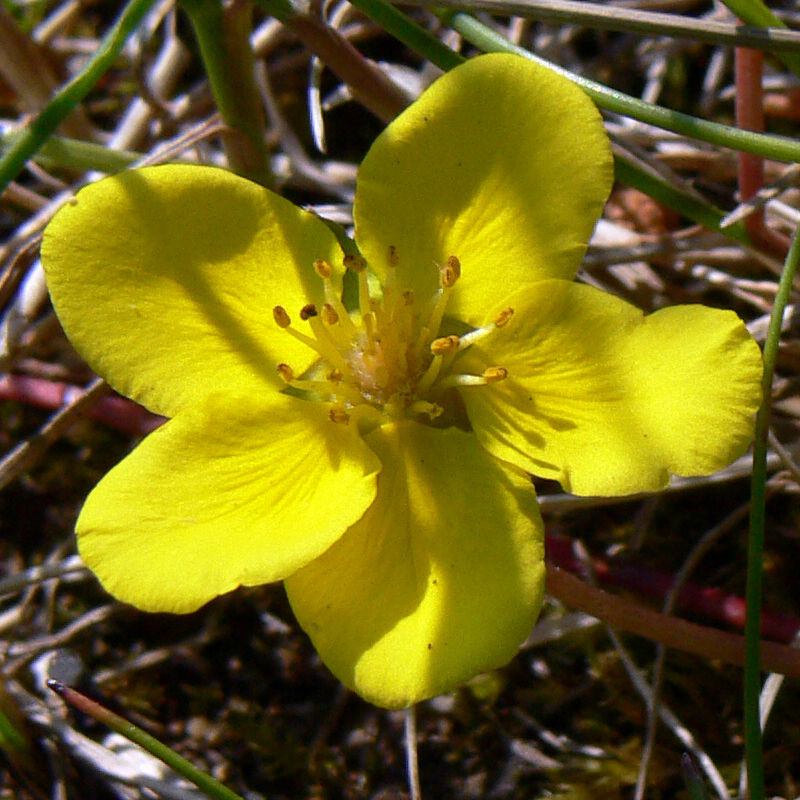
[273,249,511,426]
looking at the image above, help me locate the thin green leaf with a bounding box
[0,0,158,194]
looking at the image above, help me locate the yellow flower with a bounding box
[40,53,762,709]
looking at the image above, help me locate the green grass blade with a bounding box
[407,0,800,54]
[612,145,752,245]
[441,10,800,163]
[743,208,800,800]
[48,681,246,800]
[0,0,157,194]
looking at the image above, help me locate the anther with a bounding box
[329,408,350,424]
[430,335,460,355]
[314,259,333,279]
[300,303,318,321]
[273,306,291,328]
[327,369,343,383]
[402,290,415,306]
[344,253,367,272]
[495,307,514,327]
[483,366,508,383]
[277,363,294,383]
[322,303,339,325]
[410,400,443,420]
[447,255,461,280]
[388,245,400,268]
[440,261,459,289]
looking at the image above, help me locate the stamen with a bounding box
[437,366,508,390]
[329,408,350,424]
[430,335,460,355]
[395,290,415,346]
[343,253,366,272]
[458,308,515,351]
[360,275,375,330]
[412,254,462,358]
[495,307,514,327]
[273,309,323,353]
[483,366,508,383]
[305,314,355,376]
[314,258,333,279]
[415,354,444,394]
[273,304,353,371]
[315,259,358,338]
[440,255,460,288]
[273,306,291,328]
[321,303,339,326]
[280,368,365,404]
[410,400,443,419]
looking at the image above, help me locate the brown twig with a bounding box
[546,566,800,677]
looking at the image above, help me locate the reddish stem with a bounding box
[735,46,791,258]
[546,567,800,677]
[0,374,163,436]
[545,533,800,644]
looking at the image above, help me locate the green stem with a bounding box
[440,10,800,164]
[744,211,800,800]
[0,0,157,195]
[48,681,245,800]
[181,0,273,187]
[347,0,463,71]
[612,145,752,246]
[0,131,140,174]
[404,0,800,54]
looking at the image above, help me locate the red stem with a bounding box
[545,533,799,644]
[0,374,163,436]
[735,46,791,258]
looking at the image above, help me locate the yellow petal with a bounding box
[77,392,381,613]
[41,165,343,418]
[458,281,762,495]
[285,421,545,709]
[353,53,613,325]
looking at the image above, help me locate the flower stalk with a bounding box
[181,0,273,187]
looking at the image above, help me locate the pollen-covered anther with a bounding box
[410,400,444,420]
[483,366,508,383]
[277,363,294,383]
[430,335,460,355]
[343,253,367,272]
[447,255,461,280]
[300,303,318,321]
[329,408,350,424]
[495,307,514,327]
[322,303,339,325]
[440,256,461,289]
[273,306,291,328]
[314,258,332,279]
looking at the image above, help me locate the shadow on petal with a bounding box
[286,421,545,709]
